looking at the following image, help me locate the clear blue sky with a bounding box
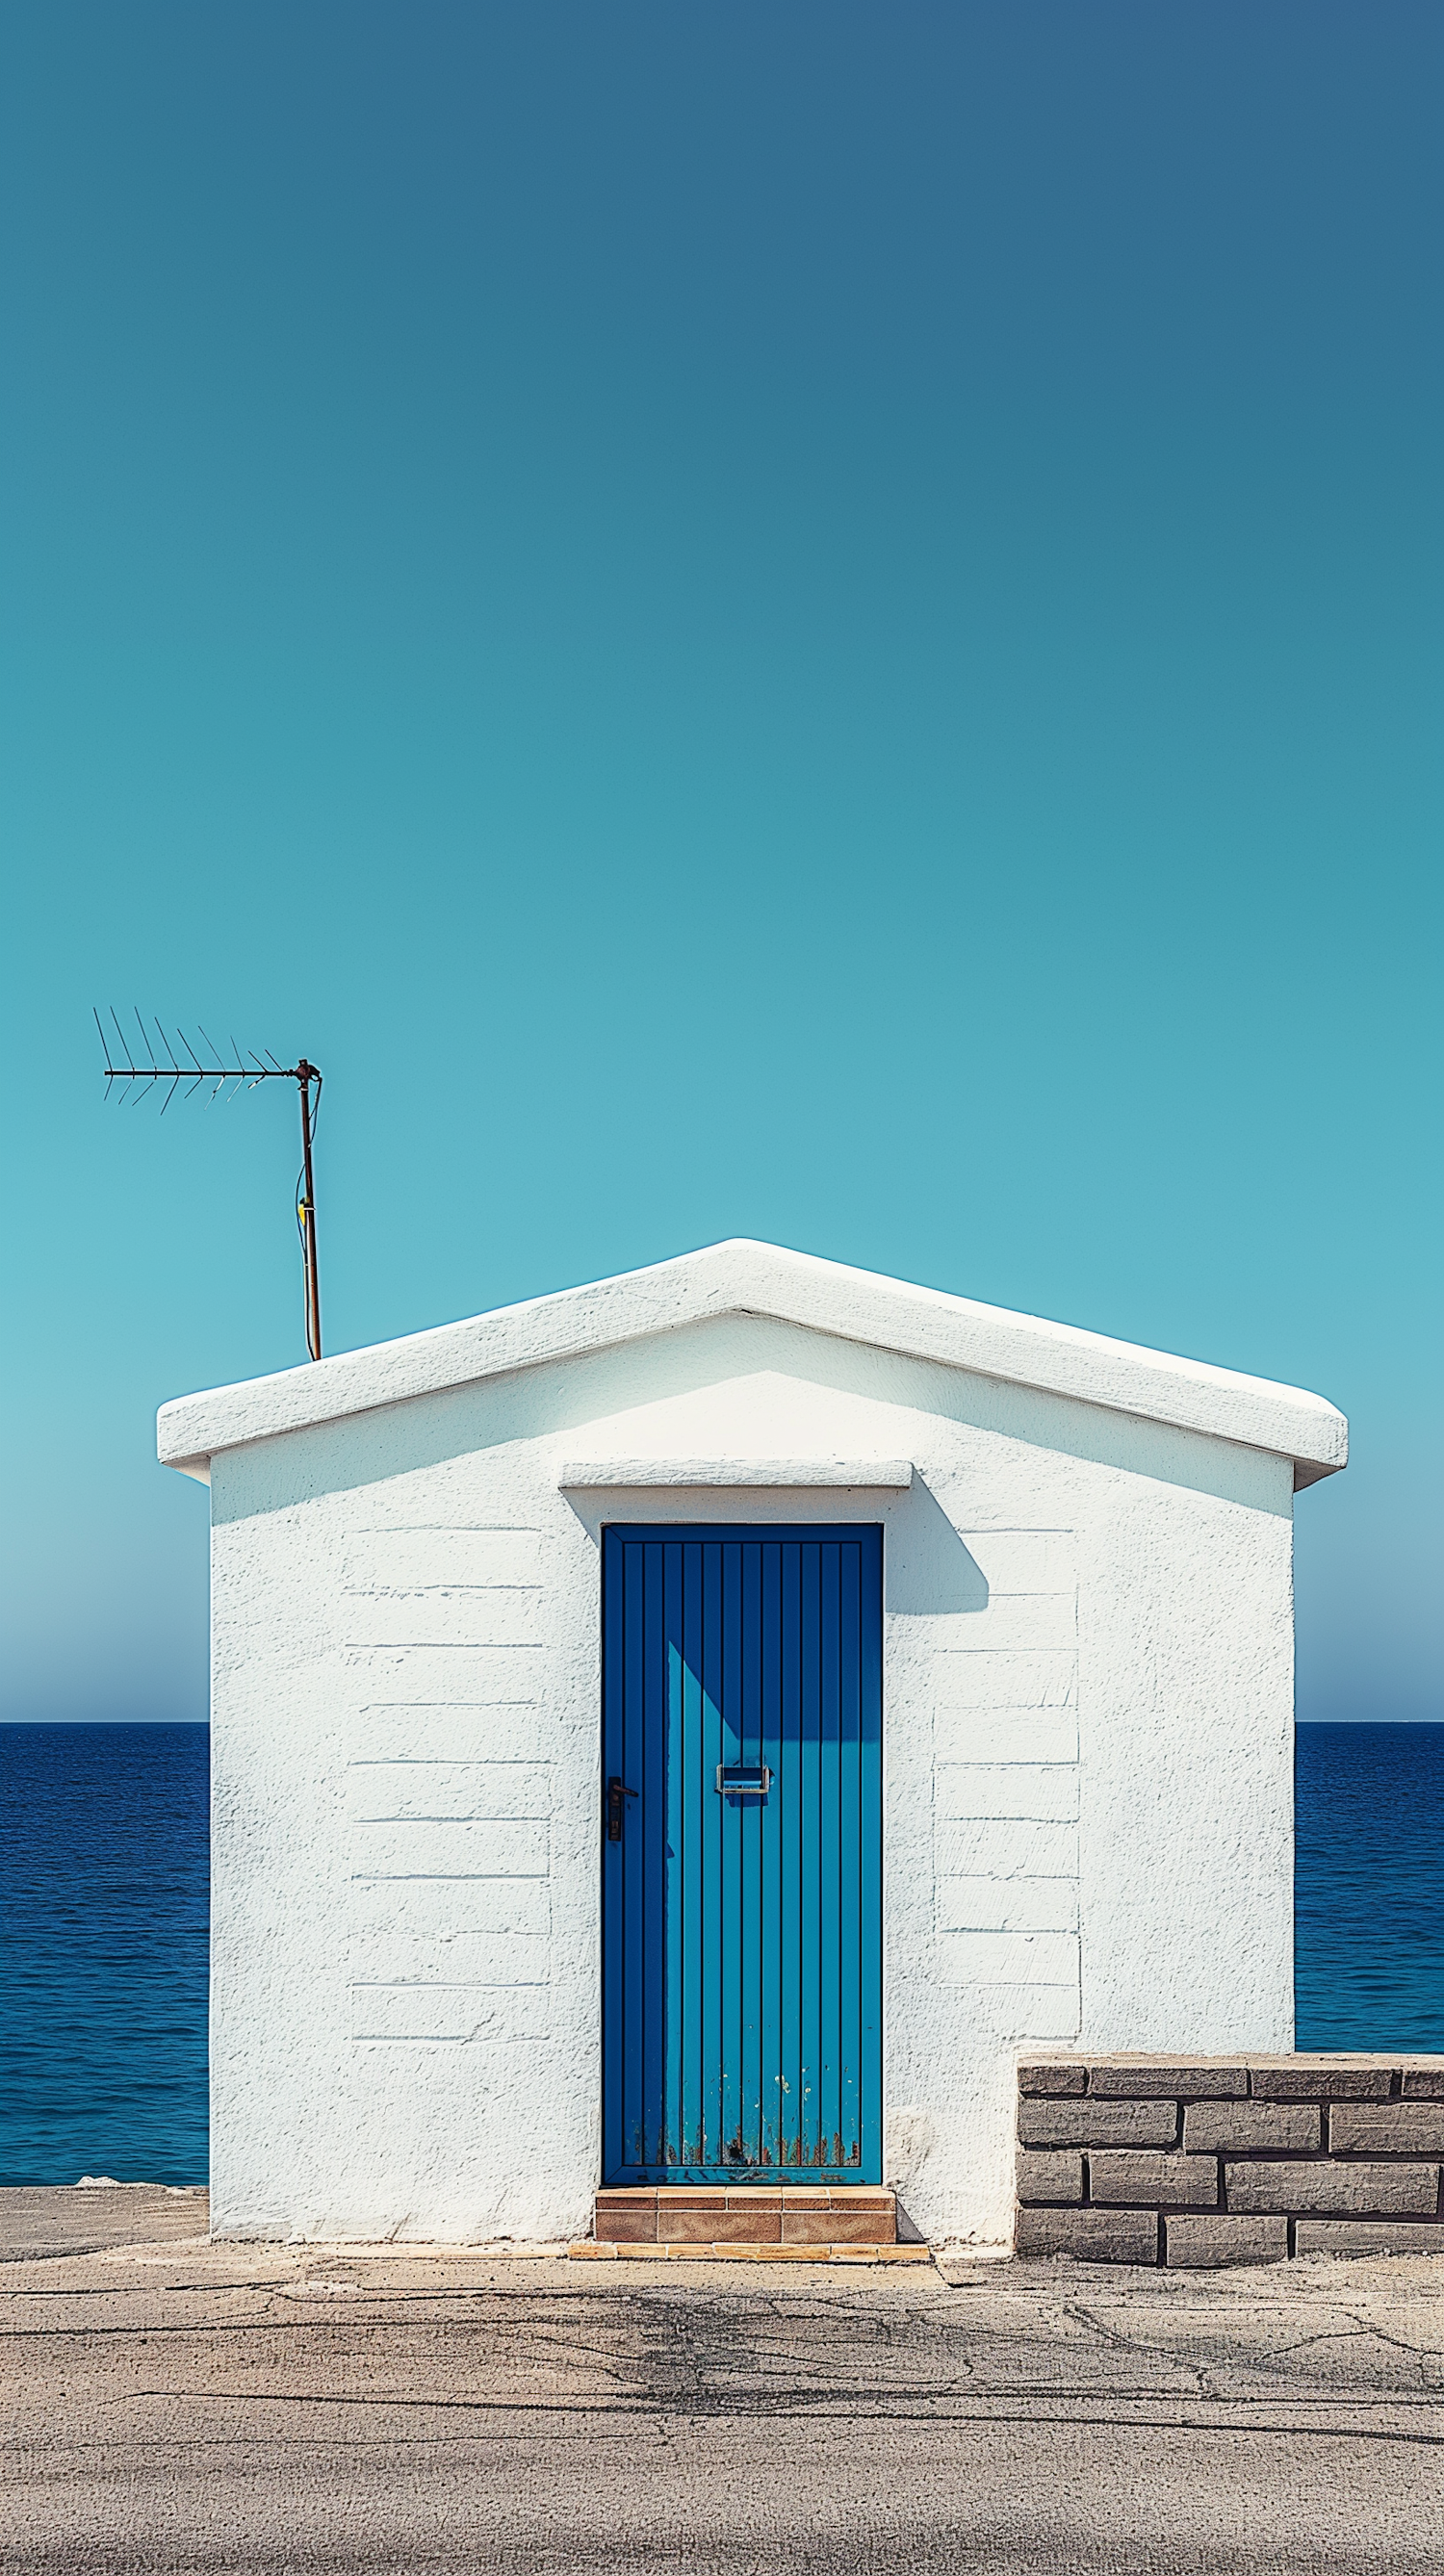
[1,2,1438,1726]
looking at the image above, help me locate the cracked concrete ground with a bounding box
[5,2188,1443,2573]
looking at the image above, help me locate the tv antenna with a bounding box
[95,1009,324,1361]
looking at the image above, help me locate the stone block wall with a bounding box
[1016,2055,1444,2266]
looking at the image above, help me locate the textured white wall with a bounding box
[206,1311,1296,2247]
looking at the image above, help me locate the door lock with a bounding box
[606,1776,638,1842]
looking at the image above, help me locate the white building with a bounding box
[159,1240,1347,2248]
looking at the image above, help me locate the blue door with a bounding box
[602,1524,882,2185]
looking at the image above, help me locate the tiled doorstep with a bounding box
[569,2239,932,2264]
[595,2188,897,2238]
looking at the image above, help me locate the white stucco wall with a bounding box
[202,1310,1297,2247]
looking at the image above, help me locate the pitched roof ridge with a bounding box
[156,1235,1347,1485]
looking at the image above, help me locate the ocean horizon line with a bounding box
[4,1713,1442,1729]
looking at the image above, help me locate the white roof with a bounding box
[157,1238,1348,1489]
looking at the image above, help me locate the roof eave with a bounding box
[156,1238,1349,1489]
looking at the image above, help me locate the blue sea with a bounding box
[1,1719,1440,2185]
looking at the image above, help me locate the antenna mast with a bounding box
[96,1011,325,1361]
[296,1059,322,1362]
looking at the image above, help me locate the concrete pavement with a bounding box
[5,2187,1442,2572]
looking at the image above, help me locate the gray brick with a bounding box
[1401,2067,1444,2099]
[1019,2098,1177,2149]
[1015,2206,1158,2264]
[1250,2062,1393,2100]
[1226,2159,1439,2216]
[1183,2100,1321,2155]
[1086,2060,1246,2099]
[1330,2102,1444,2154]
[1164,2215,1287,2268]
[1016,2149,1084,2204]
[1018,2061,1087,2097]
[1090,2151,1218,2208]
[1295,2219,1444,2256]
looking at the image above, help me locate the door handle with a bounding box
[606,1776,638,1842]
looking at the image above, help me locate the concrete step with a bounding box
[573,2185,926,2262]
[570,2239,931,2264]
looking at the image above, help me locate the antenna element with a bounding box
[95,1014,325,1360]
